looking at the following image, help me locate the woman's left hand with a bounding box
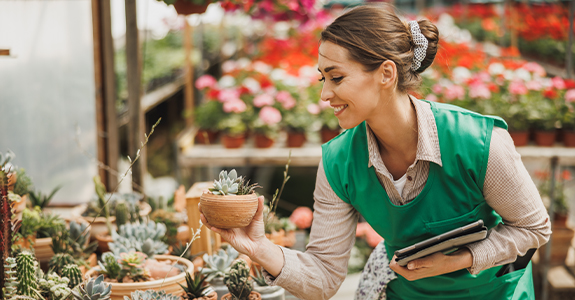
[389,248,473,281]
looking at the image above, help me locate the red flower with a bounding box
[543,88,558,99]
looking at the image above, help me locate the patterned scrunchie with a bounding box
[409,20,428,72]
[354,240,397,300]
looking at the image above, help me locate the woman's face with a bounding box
[318,41,382,129]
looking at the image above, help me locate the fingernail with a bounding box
[408,263,414,270]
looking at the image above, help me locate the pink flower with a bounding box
[553,76,566,90]
[307,104,320,115]
[444,85,465,101]
[195,75,217,90]
[426,94,438,102]
[526,80,543,91]
[509,81,528,95]
[276,91,296,109]
[523,62,546,77]
[469,83,491,99]
[259,106,282,125]
[218,89,241,102]
[289,206,313,230]
[253,93,275,107]
[566,89,575,103]
[432,84,443,94]
[223,99,246,113]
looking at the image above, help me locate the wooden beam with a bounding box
[184,20,195,127]
[0,49,9,56]
[125,0,145,192]
[567,0,575,79]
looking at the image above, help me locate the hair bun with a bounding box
[413,19,439,73]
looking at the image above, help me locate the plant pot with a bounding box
[14,234,36,249]
[34,237,54,263]
[564,130,575,147]
[221,134,246,149]
[84,255,194,300]
[283,230,296,248]
[95,233,113,253]
[209,277,229,300]
[286,132,306,148]
[200,192,258,229]
[71,201,152,241]
[254,134,275,148]
[196,129,219,145]
[172,0,210,15]
[534,130,557,147]
[509,131,529,147]
[80,253,99,276]
[222,291,262,300]
[254,284,285,300]
[190,291,218,300]
[320,127,341,143]
[7,172,16,191]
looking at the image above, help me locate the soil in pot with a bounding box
[200,192,258,229]
[534,130,557,147]
[222,134,246,149]
[286,132,306,148]
[509,131,529,147]
[222,291,262,300]
[254,134,275,148]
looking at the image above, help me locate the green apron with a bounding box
[322,100,535,300]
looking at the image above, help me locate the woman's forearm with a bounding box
[252,238,285,277]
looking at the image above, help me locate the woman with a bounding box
[199,4,551,300]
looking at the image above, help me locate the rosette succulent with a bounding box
[72,274,112,300]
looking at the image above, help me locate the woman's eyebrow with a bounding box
[318,66,339,74]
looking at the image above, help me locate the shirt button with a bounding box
[407,176,413,181]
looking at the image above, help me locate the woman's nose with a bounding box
[320,85,333,103]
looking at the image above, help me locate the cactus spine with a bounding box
[115,201,129,228]
[0,166,15,299]
[16,251,38,297]
[49,253,75,276]
[62,264,83,288]
[2,257,18,298]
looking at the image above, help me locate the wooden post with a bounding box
[184,19,195,127]
[186,181,221,256]
[0,49,9,56]
[125,0,145,191]
[567,0,575,79]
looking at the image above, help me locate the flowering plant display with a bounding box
[289,206,313,230]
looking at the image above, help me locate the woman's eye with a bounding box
[318,77,325,82]
[331,77,343,83]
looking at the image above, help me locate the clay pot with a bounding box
[509,131,529,147]
[14,234,36,249]
[221,134,246,149]
[222,291,262,300]
[196,129,219,145]
[79,253,98,276]
[253,284,285,300]
[95,233,113,253]
[320,127,341,143]
[286,131,306,148]
[84,255,194,300]
[199,192,258,229]
[173,0,210,15]
[534,130,557,147]
[34,237,54,263]
[190,291,218,300]
[564,130,575,147]
[254,134,274,148]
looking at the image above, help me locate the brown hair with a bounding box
[320,4,439,93]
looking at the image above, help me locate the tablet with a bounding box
[394,220,488,267]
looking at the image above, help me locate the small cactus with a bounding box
[115,201,129,228]
[3,257,18,298]
[38,272,71,300]
[61,264,83,289]
[224,259,253,300]
[49,253,75,276]
[16,251,38,297]
[124,289,181,300]
[98,252,121,281]
[71,274,111,300]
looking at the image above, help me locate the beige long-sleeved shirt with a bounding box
[264,98,551,300]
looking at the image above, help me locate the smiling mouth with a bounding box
[333,105,348,114]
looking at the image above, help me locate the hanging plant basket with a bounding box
[173,0,210,15]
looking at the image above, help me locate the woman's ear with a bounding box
[379,60,398,89]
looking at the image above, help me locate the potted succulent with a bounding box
[28,185,61,211]
[222,259,261,300]
[149,208,186,246]
[194,100,225,145]
[251,265,285,300]
[219,114,249,149]
[50,220,98,274]
[12,167,33,215]
[13,207,40,249]
[108,221,170,258]
[201,247,239,298]
[180,270,218,300]
[200,169,260,229]
[72,274,112,300]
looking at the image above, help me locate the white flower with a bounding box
[488,63,505,76]
[237,57,251,69]
[253,61,272,74]
[514,68,531,82]
[218,75,236,89]
[222,60,238,73]
[503,70,515,81]
[270,69,287,81]
[242,77,261,94]
[452,67,471,84]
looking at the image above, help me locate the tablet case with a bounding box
[395,220,488,267]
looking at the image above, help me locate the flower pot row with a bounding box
[509,129,575,147]
[196,128,341,149]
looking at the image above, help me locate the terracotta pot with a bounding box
[14,234,36,249]
[534,130,557,147]
[172,0,210,15]
[95,233,113,253]
[283,230,296,248]
[266,230,285,247]
[7,172,16,191]
[190,291,218,300]
[564,130,575,147]
[509,131,529,147]
[253,284,285,300]
[80,253,98,276]
[320,127,341,143]
[85,255,194,300]
[199,192,258,229]
[222,292,262,300]
[286,132,306,148]
[196,129,219,145]
[221,134,246,149]
[34,237,54,263]
[254,134,274,148]
[539,223,574,265]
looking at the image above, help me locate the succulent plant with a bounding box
[69,220,98,259]
[28,185,61,210]
[16,251,38,297]
[209,170,241,195]
[250,265,267,287]
[61,264,83,289]
[98,252,121,280]
[3,257,18,298]
[0,150,15,168]
[201,247,239,282]
[180,271,215,299]
[48,253,75,276]
[118,251,149,282]
[224,259,253,300]
[38,272,71,300]
[115,201,129,228]
[71,274,112,300]
[123,289,181,300]
[109,221,169,258]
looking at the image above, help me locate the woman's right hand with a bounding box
[198,195,268,258]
